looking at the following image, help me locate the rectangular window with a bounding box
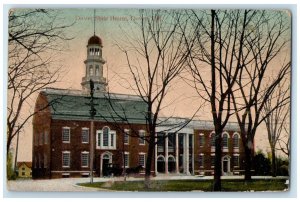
[124,153,129,168]
[44,131,48,144]
[124,129,130,144]
[103,132,109,146]
[81,152,89,167]
[111,133,114,147]
[139,153,146,167]
[233,156,239,167]
[38,154,41,168]
[199,155,204,167]
[97,132,101,147]
[39,133,43,145]
[62,127,70,143]
[211,156,215,167]
[62,151,70,168]
[139,130,145,145]
[82,128,89,143]
[22,172,25,176]
[44,153,47,168]
[199,135,205,147]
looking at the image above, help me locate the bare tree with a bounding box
[231,10,291,181]
[183,10,255,191]
[7,9,73,163]
[277,122,290,157]
[263,81,290,176]
[113,9,194,188]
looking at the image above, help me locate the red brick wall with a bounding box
[193,129,246,175]
[32,93,52,179]
[48,119,153,178]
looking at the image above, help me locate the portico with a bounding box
[155,127,194,175]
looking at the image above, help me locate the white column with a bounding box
[155,135,158,175]
[183,134,186,174]
[165,133,168,174]
[175,133,179,174]
[186,134,190,175]
[192,134,194,175]
[100,155,103,177]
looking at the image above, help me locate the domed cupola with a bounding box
[81,34,107,92]
[88,35,103,47]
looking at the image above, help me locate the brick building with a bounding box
[32,35,247,179]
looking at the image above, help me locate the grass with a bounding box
[78,179,288,192]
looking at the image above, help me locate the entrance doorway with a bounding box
[157,156,165,173]
[101,152,112,177]
[168,156,176,173]
[222,156,231,175]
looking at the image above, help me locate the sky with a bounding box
[7,8,291,162]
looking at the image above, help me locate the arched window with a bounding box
[168,155,175,162]
[103,154,110,160]
[210,132,215,147]
[96,126,116,149]
[222,133,228,148]
[233,133,239,148]
[95,65,99,76]
[199,133,205,147]
[157,156,165,162]
[89,65,93,76]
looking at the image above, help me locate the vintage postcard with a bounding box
[6,8,291,193]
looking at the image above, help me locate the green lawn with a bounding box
[78,179,288,192]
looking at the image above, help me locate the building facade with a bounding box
[32,35,247,179]
[17,162,32,178]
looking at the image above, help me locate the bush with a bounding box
[7,152,17,180]
[253,152,271,176]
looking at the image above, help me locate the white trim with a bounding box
[62,151,70,168]
[157,155,165,161]
[51,171,96,173]
[124,129,130,145]
[233,132,241,138]
[124,152,130,168]
[81,151,89,168]
[209,131,215,137]
[138,153,146,167]
[139,130,146,145]
[62,127,71,143]
[96,126,117,150]
[199,133,205,147]
[233,132,240,149]
[168,155,176,162]
[81,128,89,144]
[222,132,229,149]
[199,154,204,168]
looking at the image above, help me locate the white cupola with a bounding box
[81,35,107,92]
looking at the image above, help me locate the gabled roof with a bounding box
[17,162,32,168]
[41,88,148,124]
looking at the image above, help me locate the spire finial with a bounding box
[93,9,96,36]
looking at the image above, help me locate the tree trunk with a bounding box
[244,142,252,181]
[271,148,276,177]
[144,135,155,189]
[213,129,222,191]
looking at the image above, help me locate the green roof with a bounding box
[43,89,148,124]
